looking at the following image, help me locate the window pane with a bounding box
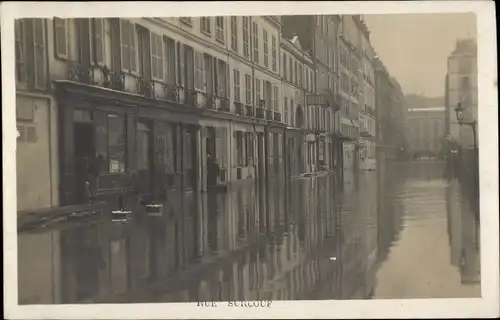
[107,114,126,173]
[137,123,150,171]
[54,18,67,56]
[129,25,136,72]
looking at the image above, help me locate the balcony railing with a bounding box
[64,62,202,108]
[218,97,230,112]
[67,61,94,85]
[136,77,154,98]
[159,82,180,103]
[245,105,254,117]
[273,111,282,122]
[234,101,244,115]
[185,89,198,107]
[265,109,273,120]
[102,67,126,91]
[203,93,216,110]
[256,107,264,119]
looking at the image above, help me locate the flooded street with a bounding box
[18,161,481,304]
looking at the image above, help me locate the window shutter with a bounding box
[129,23,137,72]
[225,62,230,98]
[213,57,219,96]
[194,51,200,90]
[54,18,67,58]
[33,19,46,90]
[176,42,185,86]
[120,21,129,70]
[215,128,222,166]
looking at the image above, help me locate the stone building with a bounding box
[15,16,288,213]
[374,57,406,162]
[445,39,478,150]
[406,106,446,158]
[280,36,314,177]
[358,17,376,170]
[281,15,342,176]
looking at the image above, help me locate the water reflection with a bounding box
[373,162,480,298]
[18,162,480,303]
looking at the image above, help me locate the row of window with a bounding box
[340,46,359,75]
[183,16,279,74]
[282,51,315,93]
[15,19,47,90]
[340,71,361,98]
[89,111,186,175]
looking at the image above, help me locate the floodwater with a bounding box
[17,161,481,304]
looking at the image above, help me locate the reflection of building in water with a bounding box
[18,172,382,303]
[446,177,480,285]
[18,230,62,304]
[376,162,406,267]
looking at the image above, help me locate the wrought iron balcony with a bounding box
[360,129,370,138]
[219,97,230,112]
[234,101,244,115]
[204,93,216,110]
[136,77,154,98]
[160,82,180,102]
[256,107,264,119]
[185,89,198,107]
[273,111,282,122]
[245,105,254,117]
[101,66,125,91]
[265,109,273,120]
[67,62,94,85]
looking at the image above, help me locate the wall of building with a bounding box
[406,109,446,155]
[446,44,478,149]
[16,94,59,212]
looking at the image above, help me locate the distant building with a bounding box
[358,17,376,170]
[445,39,478,150]
[374,58,406,162]
[282,15,341,175]
[406,106,446,157]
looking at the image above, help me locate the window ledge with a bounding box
[201,30,212,37]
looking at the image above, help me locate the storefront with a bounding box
[54,80,203,209]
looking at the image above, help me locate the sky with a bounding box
[364,13,477,97]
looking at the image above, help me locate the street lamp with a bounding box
[454,102,479,216]
[454,102,477,152]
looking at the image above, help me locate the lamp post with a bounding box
[454,102,479,216]
[454,102,477,152]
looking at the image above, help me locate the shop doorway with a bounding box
[74,121,95,204]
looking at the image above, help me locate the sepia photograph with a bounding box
[2,1,498,319]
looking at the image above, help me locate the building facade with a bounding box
[445,39,478,150]
[15,18,58,212]
[15,15,392,215]
[16,16,288,213]
[339,15,363,181]
[280,36,314,177]
[406,107,446,158]
[281,15,342,177]
[358,17,376,170]
[374,57,406,162]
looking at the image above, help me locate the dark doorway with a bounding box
[74,122,95,204]
[205,127,217,190]
[257,132,265,184]
[185,127,198,191]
